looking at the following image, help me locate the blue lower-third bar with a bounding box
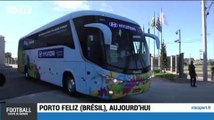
[38,113,214,120]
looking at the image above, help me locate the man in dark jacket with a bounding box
[188,61,197,87]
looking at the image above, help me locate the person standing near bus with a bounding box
[188,61,197,87]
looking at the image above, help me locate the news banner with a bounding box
[1,103,214,120]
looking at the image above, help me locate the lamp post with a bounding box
[202,0,208,81]
[175,29,181,77]
[201,0,214,81]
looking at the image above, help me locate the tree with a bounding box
[5,52,12,58]
[211,61,214,80]
[160,43,167,72]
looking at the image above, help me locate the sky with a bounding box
[0,1,214,59]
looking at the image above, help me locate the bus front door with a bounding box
[85,32,105,95]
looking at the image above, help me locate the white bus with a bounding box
[18,10,160,99]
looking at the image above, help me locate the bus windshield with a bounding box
[105,25,149,71]
[74,16,150,73]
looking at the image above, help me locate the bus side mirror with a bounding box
[0,73,6,87]
[84,23,112,45]
[144,33,160,49]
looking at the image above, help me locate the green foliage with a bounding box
[154,72,174,81]
[160,43,167,70]
[5,52,12,58]
[211,67,214,72]
[209,62,214,72]
[153,70,161,73]
[210,61,214,67]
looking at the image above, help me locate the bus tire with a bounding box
[63,73,76,96]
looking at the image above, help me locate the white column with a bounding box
[170,56,173,72]
[202,0,208,81]
[158,56,160,70]
[151,56,154,71]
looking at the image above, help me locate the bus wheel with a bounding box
[64,74,76,96]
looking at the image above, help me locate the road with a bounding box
[1,66,214,103]
[0,66,58,100]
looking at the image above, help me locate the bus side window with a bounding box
[26,21,75,50]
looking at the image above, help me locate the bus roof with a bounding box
[21,10,139,39]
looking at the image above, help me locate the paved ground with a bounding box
[1,64,214,103]
[0,65,58,100]
[3,78,214,103]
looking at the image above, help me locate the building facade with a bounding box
[0,35,5,67]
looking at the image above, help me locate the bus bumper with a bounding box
[94,79,151,100]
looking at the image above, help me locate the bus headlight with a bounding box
[99,73,124,84]
[112,78,123,84]
[108,90,114,95]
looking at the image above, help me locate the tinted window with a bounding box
[74,17,105,66]
[74,15,150,73]
[23,21,75,50]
